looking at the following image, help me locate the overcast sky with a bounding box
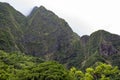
[1,0,120,36]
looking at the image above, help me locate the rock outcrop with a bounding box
[100,42,117,56]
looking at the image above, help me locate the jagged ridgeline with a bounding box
[0,2,82,68]
[0,2,120,69]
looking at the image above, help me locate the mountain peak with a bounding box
[0,2,12,10]
[0,2,10,5]
[28,5,51,18]
[91,29,108,35]
[39,6,47,11]
[1,2,120,70]
[33,6,39,10]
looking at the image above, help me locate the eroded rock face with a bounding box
[100,42,118,56]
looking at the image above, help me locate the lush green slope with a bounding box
[0,2,83,68]
[23,6,82,68]
[0,2,26,52]
[0,50,71,80]
[0,2,120,70]
[81,30,120,69]
[0,50,120,80]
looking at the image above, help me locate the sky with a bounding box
[0,0,120,36]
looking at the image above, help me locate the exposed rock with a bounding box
[100,42,118,56]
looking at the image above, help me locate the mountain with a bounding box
[0,2,26,52]
[81,30,120,69]
[0,2,82,68]
[0,2,120,69]
[23,6,82,67]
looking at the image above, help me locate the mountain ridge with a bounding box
[0,2,120,69]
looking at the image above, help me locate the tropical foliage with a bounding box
[0,50,120,80]
[69,62,120,80]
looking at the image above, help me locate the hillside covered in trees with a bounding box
[0,2,120,79]
[0,50,120,80]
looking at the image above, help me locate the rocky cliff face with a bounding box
[100,41,118,56]
[0,2,120,69]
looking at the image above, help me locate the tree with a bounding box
[69,62,120,80]
[29,61,71,80]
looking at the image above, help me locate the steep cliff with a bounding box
[0,2,120,69]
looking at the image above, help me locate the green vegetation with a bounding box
[0,3,120,80]
[29,61,70,80]
[0,50,70,80]
[81,30,120,69]
[0,2,25,52]
[0,50,120,80]
[0,50,43,79]
[69,62,120,80]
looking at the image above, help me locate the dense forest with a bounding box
[0,50,120,80]
[0,2,120,80]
